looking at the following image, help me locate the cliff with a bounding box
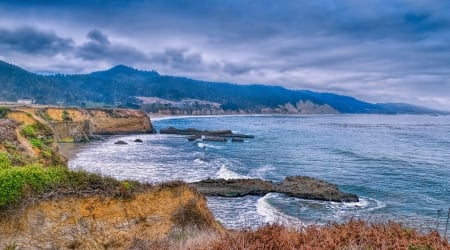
[6,106,153,143]
[0,106,152,165]
[0,183,220,249]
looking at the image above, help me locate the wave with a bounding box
[193,157,209,164]
[196,142,224,150]
[249,164,275,179]
[256,193,304,227]
[216,164,248,179]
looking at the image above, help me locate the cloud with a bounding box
[0,1,449,110]
[0,27,73,56]
[75,29,147,63]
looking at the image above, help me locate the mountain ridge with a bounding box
[0,60,447,115]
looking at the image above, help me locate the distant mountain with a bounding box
[0,60,447,115]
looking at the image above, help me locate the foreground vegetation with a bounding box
[139,221,449,249]
[0,154,141,210]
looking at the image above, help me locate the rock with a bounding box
[188,135,201,141]
[114,140,128,145]
[274,176,359,202]
[160,126,254,139]
[191,178,273,197]
[190,176,359,202]
[203,137,227,142]
[231,138,244,142]
[133,139,143,143]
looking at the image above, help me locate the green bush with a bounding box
[0,165,65,207]
[0,164,143,210]
[29,138,43,148]
[21,125,37,138]
[0,153,11,169]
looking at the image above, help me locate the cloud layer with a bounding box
[0,0,449,110]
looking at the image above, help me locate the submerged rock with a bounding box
[114,140,128,145]
[133,139,143,143]
[191,176,359,202]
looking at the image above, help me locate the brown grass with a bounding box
[140,220,449,250]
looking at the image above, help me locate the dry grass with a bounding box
[141,220,449,250]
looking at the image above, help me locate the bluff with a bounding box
[0,183,220,249]
[5,106,153,143]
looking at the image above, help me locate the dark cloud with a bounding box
[149,48,204,71]
[75,29,147,63]
[0,0,449,109]
[86,29,110,45]
[0,27,73,56]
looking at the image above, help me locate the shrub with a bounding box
[172,199,211,229]
[29,138,43,148]
[62,110,72,121]
[0,165,65,207]
[0,153,11,169]
[21,125,37,138]
[0,107,10,118]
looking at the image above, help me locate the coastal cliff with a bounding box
[0,106,152,165]
[6,106,153,143]
[0,183,220,249]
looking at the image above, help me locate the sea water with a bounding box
[69,115,450,232]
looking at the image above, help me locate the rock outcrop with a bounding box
[160,127,254,142]
[0,183,220,249]
[191,176,359,202]
[6,106,153,143]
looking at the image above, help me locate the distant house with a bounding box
[17,99,33,104]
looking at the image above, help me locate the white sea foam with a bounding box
[250,164,275,179]
[216,164,248,179]
[256,193,304,227]
[193,157,208,164]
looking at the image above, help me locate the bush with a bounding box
[0,153,11,169]
[21,125,37,138]
[29,138,43,148]
[62,110,72,121]
[0,165,143,210]
[0,165,65,207]
[0,107,10,118]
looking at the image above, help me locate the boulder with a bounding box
[133,139,143,143]
[114,140,128,145]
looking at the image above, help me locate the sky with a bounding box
[0,0,449,110]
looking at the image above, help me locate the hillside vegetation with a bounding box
[1,60,446,114]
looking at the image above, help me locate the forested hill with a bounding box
[0,60,446,115]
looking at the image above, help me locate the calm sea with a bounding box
[69,115,450,232]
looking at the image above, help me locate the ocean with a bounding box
[69,114,450,233]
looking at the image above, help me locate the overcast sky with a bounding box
[0,0,449,110]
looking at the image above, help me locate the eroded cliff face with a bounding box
[0,184,220,249]
[7,107,153,143]
[1,111,65,166]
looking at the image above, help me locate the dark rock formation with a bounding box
[191,176,359,202]
[133,139,143,143]
[160,127,255,141]
[114,140,128,145]
[203,137,227,142]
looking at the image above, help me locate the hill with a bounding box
[0,60,447,115]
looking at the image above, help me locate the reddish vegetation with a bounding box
[211,221,449,250]
[144,220,449,250]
